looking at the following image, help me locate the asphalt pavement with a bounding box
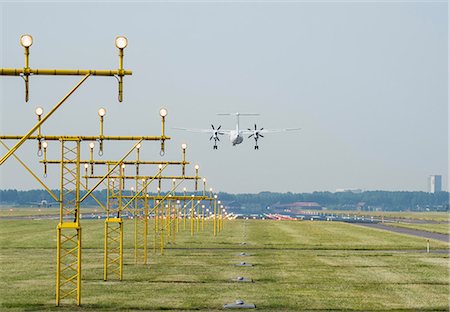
[356,222,449,242]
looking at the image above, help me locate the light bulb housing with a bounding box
[181,143,187,150]
[98,108,106,117]
[195,165,199,170]
[115,36,128,49]
[35,107,44,116]
[159,108,168,117]
[89,142,95,149]
[42,141,48,149]
[20,34,33,48]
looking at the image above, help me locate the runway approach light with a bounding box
[115,36,128,49]
[98,108,106,117]
[181,143,187,150]
[35,107,43,116]
[20,34,33,47]
[223,299,256,309]
[159,108,168,117]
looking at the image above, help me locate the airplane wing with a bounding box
[173,127,231,135]
[241,128,301,134]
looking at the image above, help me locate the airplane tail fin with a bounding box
[217,113,260,116]
[216,113,259,131]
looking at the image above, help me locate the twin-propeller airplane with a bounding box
[175,113,300,150]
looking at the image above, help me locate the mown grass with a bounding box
[0,207,100,217]
[0,219,449,311]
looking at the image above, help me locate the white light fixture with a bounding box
[159,108,168,117]
[115,36,128,49]
[98,107,106,117]
[42,141,48,149]
[195,165,199,170]
[35,107,44,116]
[20,34,33,48]
[89,142,95,149]
[181,143,187,150]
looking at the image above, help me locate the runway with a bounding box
[355,222,449,242]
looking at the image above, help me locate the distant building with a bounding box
[335,188,363,194]
[272,202,322,211]
[428,175,442,193]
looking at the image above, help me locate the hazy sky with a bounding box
[0,1,448,193]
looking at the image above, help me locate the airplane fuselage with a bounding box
[230,130,244,146]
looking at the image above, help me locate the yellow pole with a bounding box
[213,199,217,236]
[202,205,205,231]
[104,221,108,281]
[190,198,194,236]
[144,194,148,265]
[56,227,61,306]
[77,227,81,305]
[119,221,123,281]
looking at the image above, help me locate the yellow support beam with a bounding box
[0,68,132,76]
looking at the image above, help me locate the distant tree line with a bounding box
[0,189,448,212]
[217,191,449,212]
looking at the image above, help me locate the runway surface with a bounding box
[355,222,449,242]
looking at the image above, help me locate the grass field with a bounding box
[0,207,99,218]
[0,218,449,311]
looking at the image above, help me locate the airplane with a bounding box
[27,199,59,208]
[174,113,300,150]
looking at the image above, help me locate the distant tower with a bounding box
[428,175,442,193]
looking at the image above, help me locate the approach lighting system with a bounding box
[35,107,44,116]
[115,36,128,49]
[159,108,168,155]
[98,108,106,117]
[20,34,33,47]
[159,108,168,117]
[35,106,44,154]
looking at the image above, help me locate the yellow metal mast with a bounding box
[0,34,131,306]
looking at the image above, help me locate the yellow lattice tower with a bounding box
[134,178,148,264]
[0,34,133,306]
[56,139,81,305]
[104,164,123,281]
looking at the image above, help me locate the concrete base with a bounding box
[231,276,253,282]
[224,300,256,309]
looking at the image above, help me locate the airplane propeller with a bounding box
[248,124,264,149]
[210,124,222,149]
